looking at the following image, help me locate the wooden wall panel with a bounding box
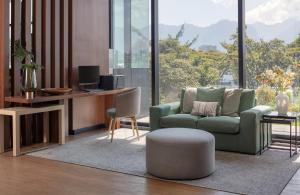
[68,0,73,133]
[11,0,22,96]
[32,0,43,143]
[22,0,32,53]
[41,0,51,88]
[48,0,61,142]
[61,0,70,135]
[21,0,33,146]
[72,0,109,130]
[61,0,69,88]
[51,0,60,88]
[33,0,42,89]
[72,0,109,74]
[2,0,110,146]
[0,0,10,152]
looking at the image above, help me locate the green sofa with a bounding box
[150,89,272,154]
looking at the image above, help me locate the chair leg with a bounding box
[108,118,113,134]
[133,117,140,141]
[131,117,135,136]
[110,118,117,143]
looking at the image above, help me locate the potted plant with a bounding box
[12,40,41,99]
[256,67,295,115]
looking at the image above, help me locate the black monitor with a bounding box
[78,65,100,86]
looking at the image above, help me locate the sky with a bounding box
[159,0,300,26]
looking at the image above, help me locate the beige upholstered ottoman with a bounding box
[146,128,215,180]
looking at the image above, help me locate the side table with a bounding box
[0,105,65,156]
[260,112,299,157]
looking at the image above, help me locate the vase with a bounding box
[275,92,289,115]
[22,68,37,99]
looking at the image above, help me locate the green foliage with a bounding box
[159,24,300,105]
[256,85,276,106]
[12,40,32,62]
[159,25,228,102]
[12,40,41,70]
[256,67,295,93]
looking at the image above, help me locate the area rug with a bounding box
[28,129,300,195]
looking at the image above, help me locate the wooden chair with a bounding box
[106,87,141,142]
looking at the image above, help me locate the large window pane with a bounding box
[245,0,300,110]
[159,0,238,103]
[111,0,151,122]
[113,0,125,68]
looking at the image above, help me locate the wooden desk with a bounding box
[5,88,133,104]
[1,88,133,151]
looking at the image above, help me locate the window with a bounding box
[159,0,238,103]
[245,0,300,111]
[111,0,151,123]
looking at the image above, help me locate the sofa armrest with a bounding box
[149,102,180,131]
[239,105,272,154]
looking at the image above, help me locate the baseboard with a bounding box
[121,120,149,127]
[69,124,106,135]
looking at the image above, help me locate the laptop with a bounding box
[78,65,104,92]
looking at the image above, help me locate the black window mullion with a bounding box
[238,0,246,88]
[151,0,159,105]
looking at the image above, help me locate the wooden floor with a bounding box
[0,130,233,195]
[0,155,235,195]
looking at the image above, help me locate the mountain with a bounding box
[159,19,300,51]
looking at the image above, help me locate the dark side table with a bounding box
[260,112,299,157]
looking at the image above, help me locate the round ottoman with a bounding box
[146,128,215,180]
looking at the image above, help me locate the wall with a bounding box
[72,0,109,130]
[0,0,110,148]
[0,0,10,151]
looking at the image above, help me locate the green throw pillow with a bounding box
[197,88,225,114]
[238,89,256,113]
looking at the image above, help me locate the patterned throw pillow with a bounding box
[197,87,225,115]
[191,101,219,117]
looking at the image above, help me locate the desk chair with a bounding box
[107,87,141,142]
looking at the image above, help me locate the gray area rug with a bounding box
[28,129,300,195]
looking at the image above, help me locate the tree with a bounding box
[159,24,299,104]
[222,33,293,88]
[159,25,226,102]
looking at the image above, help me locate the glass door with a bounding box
[111,0,151,125]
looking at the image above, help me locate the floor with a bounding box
[282,169,300,195]
[0,129,299,195]
[0,155,232,195]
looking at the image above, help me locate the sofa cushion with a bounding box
[180,87,211,112]
[239,89,255,113]
[222,89,243,116]
[197,116,240,134]
[197,87,225,115]
[182,87,197,113]
[160,114,200,128]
